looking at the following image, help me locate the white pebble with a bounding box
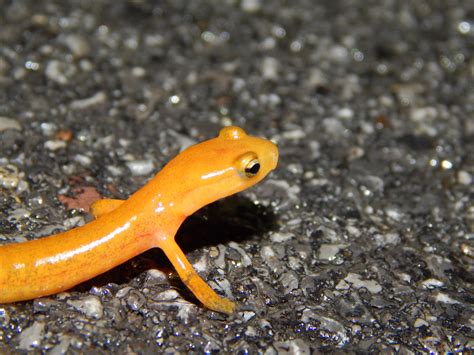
[18,322,45,350]
[74,154,92,167]
[70,91,106,110]
[0,116,22,131]
[435,292,460,304]
[457,170,472,185]
[45,60,77,85]
[337,108,354,120]
[241,0,261,13]
[126,160,155,176]
[318,244,347,261]
[44,140,67,151]
[155,289,180,301]
[261,57,279,80]
[269,232,294,243]
[421,278,444,289]
[337,272,382,294]
[67,295,104,319]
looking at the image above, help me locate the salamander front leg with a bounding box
[158,238,235,314]
[90,199,124,218]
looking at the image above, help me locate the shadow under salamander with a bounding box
[74,195,278,295]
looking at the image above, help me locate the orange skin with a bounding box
[0,127,278,314]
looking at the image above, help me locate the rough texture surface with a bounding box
[1,0,473,352]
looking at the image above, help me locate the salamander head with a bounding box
[166,126,278,216]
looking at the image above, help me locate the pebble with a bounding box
[18,322,45,350]
[245,326,257,338]
[337,108,354,120]
[323,117,346,137]
[421,278,444,289]
[0,165,21,189]
[48,337,71,355]
[228,241,252,267]
[434,292,460,304]
[7,208,31,222]
[318,244,348,261]
[274,339,310,355]
[241,0,261,13]
[279,271,299,293]
[281,129,305,140]
[336,273,382,294]
[67,295,104,319]
[70,91,107,110]
[457,170,472,185]
[373,232,401,247]
[0,116,22,131]
[261,57,279,80]
[240,311,256,322]
[74,154,92,167]
[126,160,155,176]
[45,60,77,85]
[147,269,168,282]
[260,245,282,274]
[269,232,294,243]
[410,107,437,122]
[414,318,429,328]
[287,163,303,175]
[385,208,404,221]
[305,68,328,88]
[44,140,67,151]
[61,34,91,58]
[40,122,58,136]
[125,290,146,311]
[155,289,180,301]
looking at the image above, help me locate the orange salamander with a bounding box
[0,126,278,314]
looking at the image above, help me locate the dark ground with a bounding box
[0,0,473,353]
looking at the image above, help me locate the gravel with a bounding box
[1,0,473,352]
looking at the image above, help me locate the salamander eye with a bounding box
[236,152,260,178]
[245,159,260,177]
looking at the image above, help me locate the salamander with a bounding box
[0,126,278,314]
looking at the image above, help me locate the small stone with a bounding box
[40,122,58,136]
[61,34,91,58]
[45,60,77,85]
[0,116,22,131]
[74,154,92,167]
[126,160,155,176]
[240,311,256,322]
[67,295,104,319]
[282,129,305,140]
[323,118,345,137]
[245,326,257,337]
[414,318,429,328]
[410,107,437,122]
[457,171,472,185]
[44,140,67,151]
[269,232,294,243]
[18,322,45,350]
[337,107,354,120]
[421,278,444,289]
[279,271,299,293]
[339,273,382,294]
[0,165,21,189]
[373,232,401,247]
[318,244,348,261]
[241,0,261,13]
[147,269,167,282]
[155,289,180,301]
[261,57,279,80]
[434,292,460,304]
[70,91,107,110]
